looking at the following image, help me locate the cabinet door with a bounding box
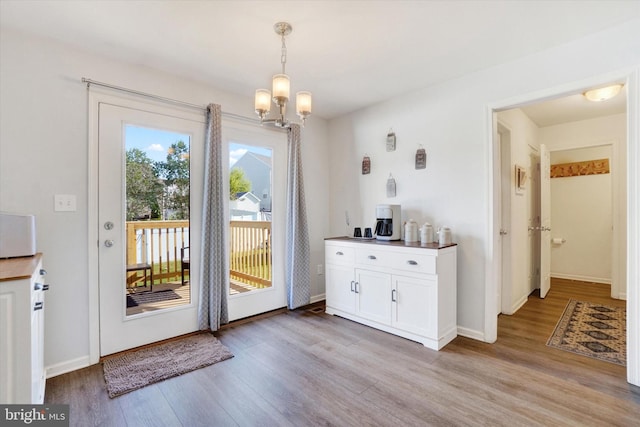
[356,269,391,325]
[392,275,437,338]
[326,264,356,314]
[31,287,45,403]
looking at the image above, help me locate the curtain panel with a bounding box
[198,103,229,331]
[285,124,311,309]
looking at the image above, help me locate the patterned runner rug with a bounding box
[547,299,626,366]
[103,333,233,397]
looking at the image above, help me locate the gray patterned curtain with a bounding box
[285,124,311,309]
[198,103,228,331]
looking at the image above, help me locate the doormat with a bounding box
[102,333,233,398]
[547,300,626,366]
[127,289,181,308]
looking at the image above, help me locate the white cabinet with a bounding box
[0,254,47,404]
[392,274,436,338]
[325,238,457,350]
[325,263,355,314]
[355,269,391,325]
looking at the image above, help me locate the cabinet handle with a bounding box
[367,255,377,260]
[40,269,47,276]
[336,251,344,256]
[350,280,355,292]
[34,302,44,311]
[391,289,397,302]
[407,260,418,265]
[34,283,50,291]
[354,282,360,294]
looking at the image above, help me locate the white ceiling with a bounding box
[1,0,638,122]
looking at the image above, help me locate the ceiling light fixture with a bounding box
[254,22,311,128]
[583,84,623,102]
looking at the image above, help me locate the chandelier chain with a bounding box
[280,33,287,74]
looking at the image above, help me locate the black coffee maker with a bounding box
[374,204,401,241]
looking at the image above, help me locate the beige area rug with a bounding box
[547,300,626,366]
[102,333,233,398]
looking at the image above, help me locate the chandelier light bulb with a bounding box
[255,89,271,113]
[296,91,312,117]
[272,74,290,102]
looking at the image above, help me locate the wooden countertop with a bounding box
[325,236,457,250]
[0,253,42,281]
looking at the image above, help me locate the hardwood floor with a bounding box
[45,279,639,426]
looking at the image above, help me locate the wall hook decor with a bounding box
[386,128,396,152]
[362,154,371,175]
[386,173,396,197]
[415,145,427,169]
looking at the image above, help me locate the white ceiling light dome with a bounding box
[583,84,623,102]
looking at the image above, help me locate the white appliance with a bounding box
[0,212,37,258]
[374,204,401,241]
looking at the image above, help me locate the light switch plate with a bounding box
[54,194,77,212]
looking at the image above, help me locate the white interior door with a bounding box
[224,122,287,321]
[499,128,512,315]
[98,101,204,356]
[539,144,551,298]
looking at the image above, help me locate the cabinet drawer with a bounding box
[389,252,436,275]
[355,248,389,267]
[325,245,355,266]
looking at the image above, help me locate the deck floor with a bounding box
[125,280,267,316]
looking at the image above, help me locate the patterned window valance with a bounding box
[550,158,610,178]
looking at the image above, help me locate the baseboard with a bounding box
[551,273,611,285]
[310,293,326,304]
[510,295,528,314]
[46,355,91,379]
[457,326,485,342]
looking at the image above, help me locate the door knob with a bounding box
[104,239,114,247]
[500,229,508,235]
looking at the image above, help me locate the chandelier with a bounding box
[254,22,312,128]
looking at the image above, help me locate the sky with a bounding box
[125,125,272,166]
[125,125,189,163]
[229,142,271,167]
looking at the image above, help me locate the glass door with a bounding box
[98,101,204,356]
[224,124,287,320]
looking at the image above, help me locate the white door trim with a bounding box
[485,68,639,386]
[87,89,205,364]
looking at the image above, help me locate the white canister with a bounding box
[405,219,419,243]
[438,226,452,245]
[420,223,434,245]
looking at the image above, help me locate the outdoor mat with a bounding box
[126,289,181,308]
[102,333,233,397]
[547,299,626,366]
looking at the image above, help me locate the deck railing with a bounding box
[126,220,189,286]
[229,220,272,289]
[125,220,272,289]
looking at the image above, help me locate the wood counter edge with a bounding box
[0,253,43,282]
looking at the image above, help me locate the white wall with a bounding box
[0,28,330,374]
[541,114,626,295]
[327,20,640,339]
[550,146,613,283]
